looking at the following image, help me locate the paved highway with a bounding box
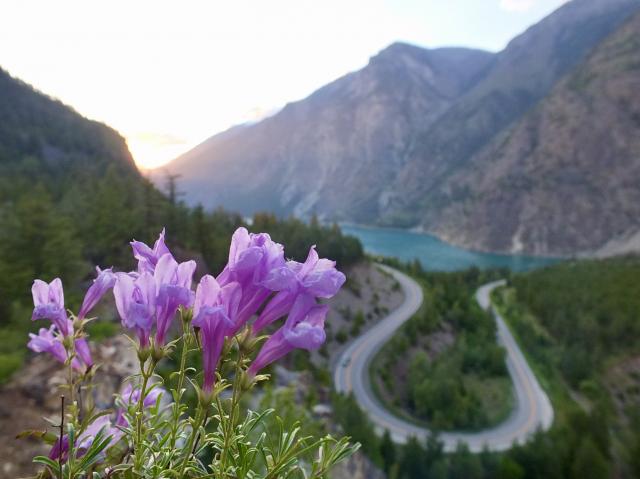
[333,265,554,452]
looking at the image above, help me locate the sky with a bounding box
[0,0,569,169]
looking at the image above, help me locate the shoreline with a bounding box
[338,221,568,260]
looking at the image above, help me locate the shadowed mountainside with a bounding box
[169,0,640,257]
[429,10,640,256]
[169,44,493,222]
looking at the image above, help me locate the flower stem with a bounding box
[65,340,76,414]
[170,327,190,450]
[178,405,205,478]
[217,345,245,478]
[133,358,153,473]
[58,395,65,479]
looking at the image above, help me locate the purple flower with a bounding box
[113,272,157,348]
[248,294,328,376]
[254,246,345,332]
[28,326,69,365]
[192,275,241,393]
[78,267,117,320]
[217,228,286,333]
[115,382,165,427]
[121,382,165,408]
[27,327,93,372]
[154,253,196,345]
[130,228,172,274]
[49,416,122,462]
[115,238,196,347]
[31,278,72,336]
[74,337,94,369]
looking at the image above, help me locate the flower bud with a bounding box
[72,316,83,331]
[240,370,256,392]
[197,386,214,408]
[137,346,151,363]
[180,306,193,326]
[151,343,166,363]
[62,335,74,350]
[238,327,263,355]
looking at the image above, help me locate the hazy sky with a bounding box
[0,0,569,169]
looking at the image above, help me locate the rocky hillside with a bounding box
[0,67,138,176]
[430,10,640,256]
[169,44,494,221]
[386,0,640,225]
[170,0,640,256]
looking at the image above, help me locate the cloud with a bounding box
[499,0,538,12]
[130,132,188,147]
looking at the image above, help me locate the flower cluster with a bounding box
[25,227,351,477]
[28,268,116,372]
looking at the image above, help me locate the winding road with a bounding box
[333,265,554,452]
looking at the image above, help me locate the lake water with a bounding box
[341,224,560,272]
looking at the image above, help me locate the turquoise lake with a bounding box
[341,224,560,272]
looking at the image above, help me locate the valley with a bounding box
[166,0,640,258]
[0,0,639,477]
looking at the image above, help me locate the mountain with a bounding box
[0,68,137,177]
[169,0,640,256]
[386,0,640,224]
[169,44,494,221]
[429,10,640,256]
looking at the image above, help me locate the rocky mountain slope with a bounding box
[386,0,640,225]
[169,0,640,256]
[430,10,640,256]
[169,44,493,222]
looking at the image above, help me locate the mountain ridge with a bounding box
[0,67,137,176]
[429,9,640,256]
[168,0,640,256]
[168,43,494,221]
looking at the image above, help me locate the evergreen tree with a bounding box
[380,430,396,473]
[496,457,524,479]
[571,438,610,479]
[398,436,425,479]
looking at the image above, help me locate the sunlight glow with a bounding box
[0,0,570,170]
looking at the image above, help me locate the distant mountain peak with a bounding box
[167,0,640,257]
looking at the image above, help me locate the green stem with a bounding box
[133,359,153,473]
[64,339,77,479]
[217,345,245,478]
[65,339,76,414]
[170,329,190,450]
[178,405,205,478]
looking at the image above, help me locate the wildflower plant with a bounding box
[24,228,357,478]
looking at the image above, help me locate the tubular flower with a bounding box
[78,267,117,320]
[192,275,241,393]
[154,253,196,345]
[130,228,172,274]
[115,382,165,427]
[74,337,94,369]
[31,278,72,336]
[113,272,156,348]
[49,415,122,462]
[254,245,345,332]
[28,326,73,368]
[121,381,165,407]
[248,294,328,376]
[217,227,286,333]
